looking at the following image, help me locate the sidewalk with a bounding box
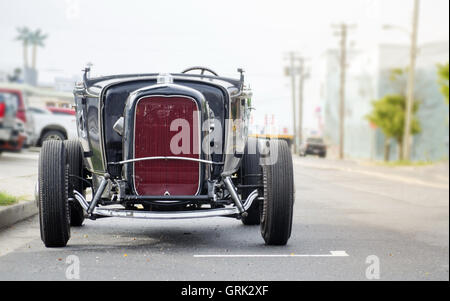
[0,151,38,201]
[293,156,449,190]
[0,151,39,229]
[0,200,38,229]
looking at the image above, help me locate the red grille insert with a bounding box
[133,96,200,196]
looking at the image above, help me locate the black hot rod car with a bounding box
[37,67,294,247]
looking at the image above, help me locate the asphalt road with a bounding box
[0,152,448,280]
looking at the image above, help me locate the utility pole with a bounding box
[286,52,298,154]
[333,23,355,160]
[297,57,309,149]
[403,0,420,161]
[285,52,309,154]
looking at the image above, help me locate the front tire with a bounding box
[39,140,70,247]
[241,137,263,225]
[260,140,294,245]
[65,140,85,227]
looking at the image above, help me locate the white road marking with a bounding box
[193,251,349,258]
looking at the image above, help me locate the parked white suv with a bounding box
[27,106,77,146]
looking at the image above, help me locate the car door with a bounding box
[27,107,51,145]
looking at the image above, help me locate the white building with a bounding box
[320,41,449,161]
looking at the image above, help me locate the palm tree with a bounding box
[15,27,31,68]
[29,29,48,70]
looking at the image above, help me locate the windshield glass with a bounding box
[307,138,324,144]
[29,107,51,114]
[51,111,74,116]
[0,91,19,117]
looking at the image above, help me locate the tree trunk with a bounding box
[31,45,37,70]
[23,42,28,68]
[384,138,391,162]
[397,140,404,161]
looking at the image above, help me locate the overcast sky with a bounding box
[0,0,449,131]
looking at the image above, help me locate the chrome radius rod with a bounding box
[72,174,261,219]
[73,173,109,215]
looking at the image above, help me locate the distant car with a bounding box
[300,137,327,158]
[46,107,76,116]
[27,106,77,146]
[0,89,27,155]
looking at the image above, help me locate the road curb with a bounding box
[0,201,38,230]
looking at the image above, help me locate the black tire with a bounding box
[241,137,263,225]
[38,140,70,247]
[260,140,294,245]
[319,152,327,158]
[41,130,65,144]
[65,140,85,227]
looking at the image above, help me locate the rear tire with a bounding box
[241,137,262,226]
[65,140,85,227]
[39,140,70,247]
[260,140,294,245]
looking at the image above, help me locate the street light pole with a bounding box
[403,0,420,161]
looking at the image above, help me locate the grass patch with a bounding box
[377,160,434,167]
[0,191,20,206]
